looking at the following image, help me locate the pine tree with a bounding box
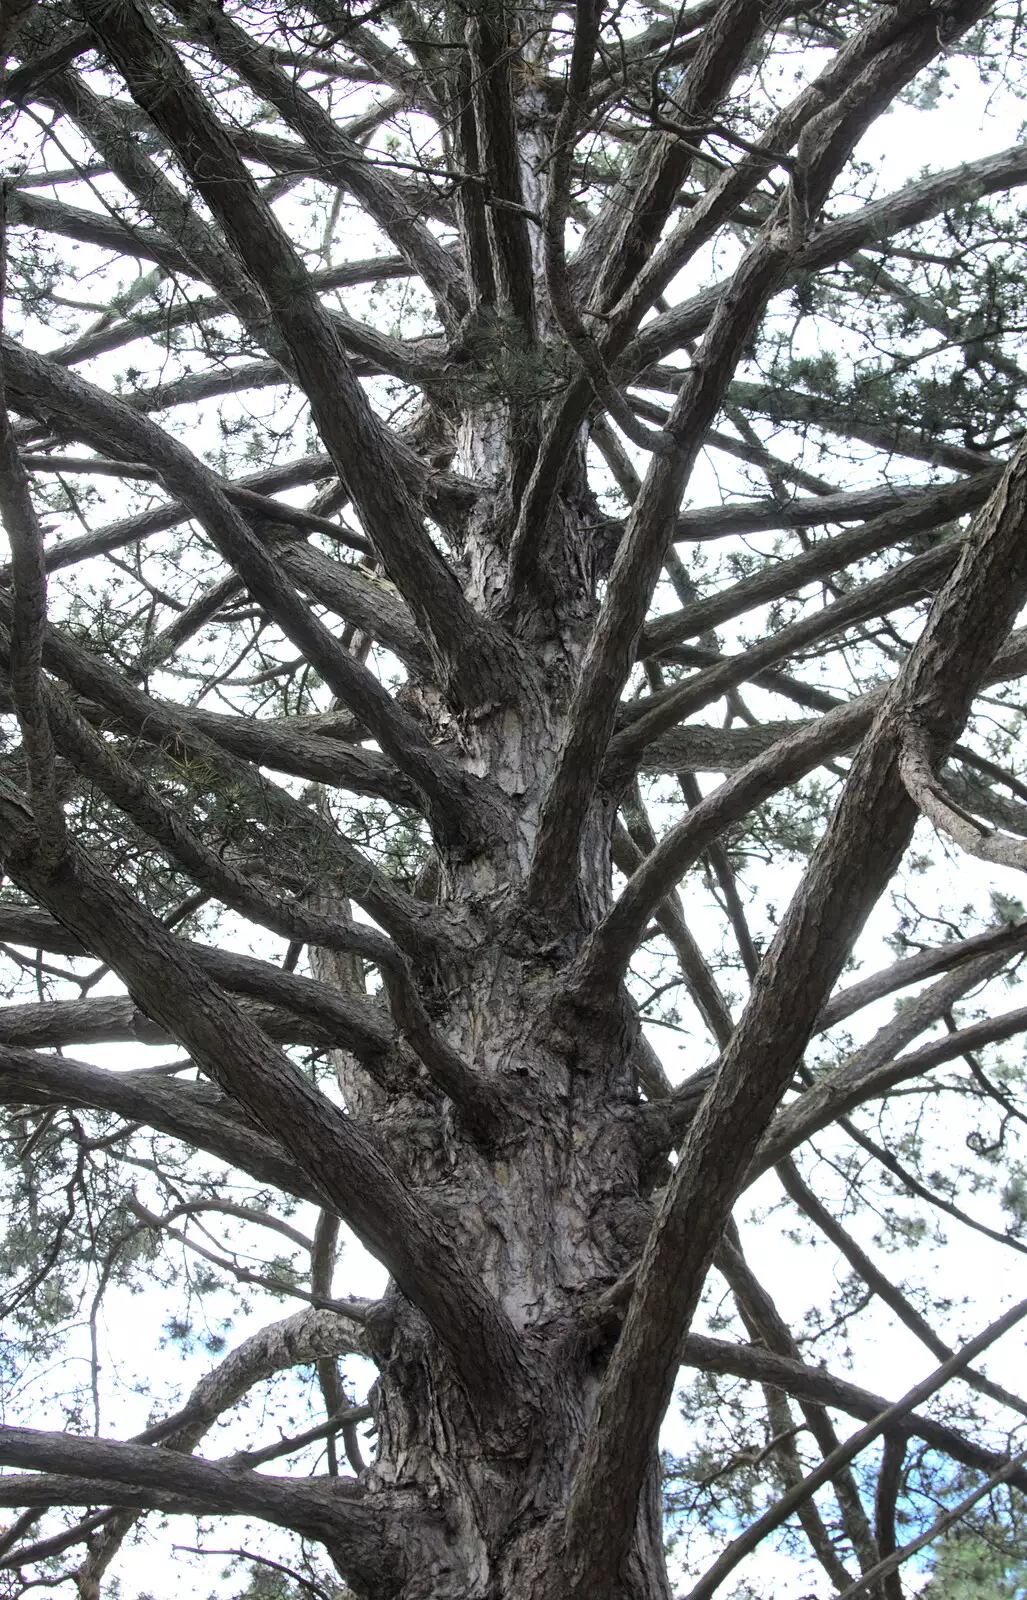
[2,0,1027,1596]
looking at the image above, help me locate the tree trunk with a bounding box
[309,436,671,1594]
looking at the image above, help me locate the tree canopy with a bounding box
[3,0,1027,1596]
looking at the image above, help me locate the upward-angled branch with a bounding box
[818,917,1027,1032]
[0,787,530,1421]
[577,693,881,997]
[751,1002,1027,1178]
[463,5,535,327]
[524,0,960,919]
[56,1299,374,1589]
[79,0,518,711]
[171,0,468,328]
[559,374,1025,1596]
[776,1157,1027,1421]
[2,335,500,848]
[507,0,773,590]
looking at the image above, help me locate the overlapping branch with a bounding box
[80,0,517,711]
[559,332,1024,1596]
[0,786,529,1420]
[2,335,498,848]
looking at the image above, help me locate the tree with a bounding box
[3,0,1027,1593]
[922,1519,1027,1600]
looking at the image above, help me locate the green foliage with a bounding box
[923,1523,1027,1598]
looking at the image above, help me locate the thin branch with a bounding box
[873,1433,906,1600]
[818,916,1027,1032]
[625,536,959,752]
[834,1447,1027,1600]
[777,1157,1027,1422]
[647,473,994,649]
[681,1295,1027,1600]
[0,182,63,857]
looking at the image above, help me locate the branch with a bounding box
[2,335,495,848]
[751,1002,1027,1178]
[0,185,63,857]
[900,717,1027,873]
[1,638,500,1131]
[559,344,1025,1597]
[577,0,771,311]
[577,692,881,1000]
[647,472,995,649]
[623,134,1027,379]
[505,0,774,617]
[840,1116,1027,1260]
[681,1295,1027,1600]
[0,1045,324,1203]
[4,186,197,274]
[0,993,331,1050]
[49,255,414,370]
[463,8,536,327]
[624,535,959,755]
[0,1427,385,1582]
[80,0,517,713]
[680,1333,1027,1492]
[526,231,798,913]
[172,0,467,328]
[3,610,439,954]
[8,451,341,579]
[608,0,932,341]
[635,618,1027,779]
[818,916,1027,1032]
[527,0,980,919]
[613,813,734,1049]
[40,60,275,340]
[0,794,530,1422]
[0,638,438,971]
[834,1447,1027,1600]
[777,1157,1027,1422]
[873,1433,906,1600]
[277,544,433,677]
[717,1228,876,1584]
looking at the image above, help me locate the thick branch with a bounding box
[0,793,530,1420]
[561,324,1024,1597]
[81,0,516,712]
[681,1334,1027,1492]
[0,1045,323,1202]
[0,1427,385,1581]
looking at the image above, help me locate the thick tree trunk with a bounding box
[312,444,673,1596]
[351,957,672,1600]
